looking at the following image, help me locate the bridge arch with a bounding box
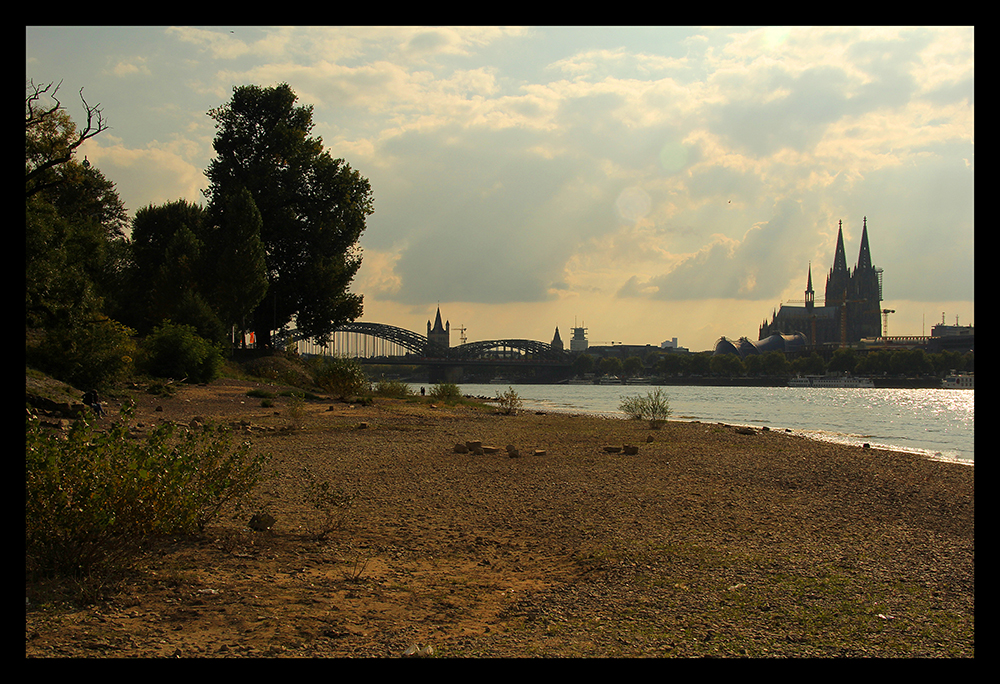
[289,323,568,362]
[454,339,568,361]
[290,322,448,358]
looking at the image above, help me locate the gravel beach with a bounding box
[26,378,974,658]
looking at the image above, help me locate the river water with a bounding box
[442,383,974,465]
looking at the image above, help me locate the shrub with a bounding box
[300,466,355,540]
[139,320,224,383]
[372,379,414,398]
[311,355,370,397]
[494,386,523,415]
[619,387,672,428]
[428,382,462,402]
[25,404,268,583]
[26,317,136,391]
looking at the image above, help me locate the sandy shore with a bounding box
[26,379,974,657]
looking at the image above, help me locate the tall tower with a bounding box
[426,306,450,351]
[849,216,882,341]
[551,326,564,352]
[825,220,850,307]
[804,262,815,312]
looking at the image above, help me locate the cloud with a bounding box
[28,25,971,350]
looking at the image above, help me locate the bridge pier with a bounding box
[429,365,464,384]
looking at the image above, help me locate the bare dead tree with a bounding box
[25,79,109,197]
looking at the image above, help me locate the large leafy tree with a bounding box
[25,80,124,330]
[127,200,227,344]
[208,187,268,344]
[204,83,373,347]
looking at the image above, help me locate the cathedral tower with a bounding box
[825,220,850,307]
[427,306,450,351]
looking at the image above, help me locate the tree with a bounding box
[622,355,644,378]
[204,83,373,348]
[128,200,227,341]
[26,80,108,198]
[206,187,268,344]
[572,353,594,377]
[598,356,622,377]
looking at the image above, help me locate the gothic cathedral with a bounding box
[759,218,882,347]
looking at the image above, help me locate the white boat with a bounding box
[625,377,652,385]
[942,373,974,389]
[789,374,874,388]
[599,376,622,385]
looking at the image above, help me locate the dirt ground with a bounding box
[26,378,974,658]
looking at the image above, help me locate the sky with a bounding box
[26,26,974,352]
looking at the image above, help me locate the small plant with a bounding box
[494,386,523,415]
[429,382,462,403]
[300,466,355,540]
[372,379,414,398]
[344,553,371,582]
[619,387,672,429]
[285,393,306,430]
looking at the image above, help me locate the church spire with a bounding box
[856,216,872,272]
[805,262,814,309]
[832,220,847,274]
[826,220,850,306]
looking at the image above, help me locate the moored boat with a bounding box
[942,373,974,389]
[789,374,874,388]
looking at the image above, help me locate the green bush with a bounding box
[310,355,370,397]
[494,386,523,415]
[429,382,462,402]
[26,317,136,391]
[619,387,672,428]
[25,405,268,582]
[372,379,414,398]
[139,320,224,383]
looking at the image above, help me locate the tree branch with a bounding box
[25,80,109,196]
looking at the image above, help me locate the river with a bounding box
[438,383,974,465]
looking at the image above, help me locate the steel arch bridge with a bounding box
[453,338,567,361]
[291,322,569,362]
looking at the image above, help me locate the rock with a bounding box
[533,449,546,456]
[507,445,520,458]
[482,446,500,454]
[466,440,482,451]
[604,446,622,453]
[623,445,639,455]
[248,512,276,531]
[454,443,469,453]
[402,643,434,658]
[734,426,755,435]
[646,434,655,443]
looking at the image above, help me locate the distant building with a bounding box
[759,217,882,348]
[570,325,588,353]
[660,337,689,352]
[426,307,450,351]
[551,326,564,352]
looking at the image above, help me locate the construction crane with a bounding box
[456,324,467,346]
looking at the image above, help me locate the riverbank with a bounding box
[26,379,974,657]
